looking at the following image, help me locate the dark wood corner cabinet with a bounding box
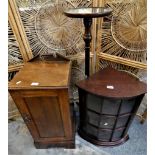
[9,55,75,149]
[76,67,146,147]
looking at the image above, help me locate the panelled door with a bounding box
[10,89,73,142]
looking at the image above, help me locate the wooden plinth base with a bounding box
[34,140,75,149]
[78,129,129,147]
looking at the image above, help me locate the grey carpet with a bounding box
[77,118,147,155]
[8,118,108,155]
[8,117,146,155]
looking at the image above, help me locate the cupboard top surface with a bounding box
[76,67,146,98]
[9,61,71,89]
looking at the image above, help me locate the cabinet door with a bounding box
[10,89,72,142]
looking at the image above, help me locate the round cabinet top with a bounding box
[64,7,112,18]
[76,67,146,99]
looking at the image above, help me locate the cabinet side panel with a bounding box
[24,96,65,138]
[58,90,73,139]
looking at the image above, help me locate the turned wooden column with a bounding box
[64,7,112,77]
[83,18,92,76]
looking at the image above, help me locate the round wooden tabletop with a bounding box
[64,7,112,18]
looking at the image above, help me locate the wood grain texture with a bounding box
[98,53,147,70]
[24,96,64,138]
[8,3,28,61]
[8,63,24,72]
[9,61,71,89]
[76,67,146,98]
[9,59,74,148]
[91,0,98,74]
[9,0,33,61]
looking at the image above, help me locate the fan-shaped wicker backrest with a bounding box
[97,0,147,74]
[111,0,147,52]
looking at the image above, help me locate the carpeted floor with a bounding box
[8,116,146,155]
[78,118,147,155]
[8,118,109,155]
